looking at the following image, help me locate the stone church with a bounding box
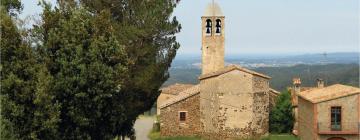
[158,2,279,139]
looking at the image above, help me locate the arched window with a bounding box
[216,19,221,34]
[206,19,212,35]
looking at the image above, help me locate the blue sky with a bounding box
[21,0,359,56]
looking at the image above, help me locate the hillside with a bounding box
[164,63,359,91]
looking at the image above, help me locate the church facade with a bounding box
[158,3,279,139]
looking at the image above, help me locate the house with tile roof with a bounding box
[297,84,360,140]
[289,77,325,135]
[157,2,280,139]
[156,83,194,115]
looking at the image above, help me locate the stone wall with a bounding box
[298,97,315,140]
[201,16,225,74]
[200,70,270,139]
[251,91,269,136]
[160,94,201,137]
[316,94,359,140]
[251,76,270,136]
[269,91,278,111]
[157,94,176,115]
[317,95,358,132]
[200,75,220,133]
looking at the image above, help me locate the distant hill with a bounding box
[164,63,359,91]
[176,52,359,62]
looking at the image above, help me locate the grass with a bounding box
[148,131,202,140]
[261,134,299,140]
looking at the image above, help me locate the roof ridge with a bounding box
[298,84,360,103]
[198,65,271,80]
[159,84,200,109]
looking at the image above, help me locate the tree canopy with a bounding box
[1,0,181,139]
[269,90,294,134]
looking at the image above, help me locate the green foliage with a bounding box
[0,0,22,16]
[80,0,182,138]
[269,91,294,134]
[36,4,128,139]
[2,0,180,139]
[0,117,16,140]
[31,66,60,140]
[32,0,180,138]
[1,6,36,139]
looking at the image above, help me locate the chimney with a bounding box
[317,78,324,88]
[293,77,301,94]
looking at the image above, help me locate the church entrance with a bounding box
[327,137,346,140]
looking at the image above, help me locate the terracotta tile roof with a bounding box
[288,87,316,93]
[300,87,316,92]
[160,83,194,95]
[297,84,360,103]
[270,88,280,96]
[198,65,271,80]
[159,84,200,109]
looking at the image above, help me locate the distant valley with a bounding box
[165,52,359,91]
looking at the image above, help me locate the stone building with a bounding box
[297,84,360,140]
[198,65,271,138]
[156,83,194,115]
[290,78,325,135]
[160,85,201,136]
[158,2,280,139]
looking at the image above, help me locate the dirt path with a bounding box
[127,116,155,140]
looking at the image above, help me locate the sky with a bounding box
[20,0,359,56]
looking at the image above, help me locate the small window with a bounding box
[215,19,221,34]
[179,111,187,121]
[331,106,341,131]
[218,93,224,98]
[205,19,212,35]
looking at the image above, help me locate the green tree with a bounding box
[35,2,129,139]
[2,0,181,139]
[0,5,36,139]
[269,90,294,133]
[0,0,22,16]
[31,66,61,140]
[79,1,181,137]
[1,2,61,139]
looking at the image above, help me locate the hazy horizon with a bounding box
[174,51,360,58]
[21,0,359,57]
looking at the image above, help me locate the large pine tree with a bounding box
[1,0,181,139]
[34,2,129,139]
[79,1,181,137]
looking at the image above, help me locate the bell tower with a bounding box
[201,1,225,74]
